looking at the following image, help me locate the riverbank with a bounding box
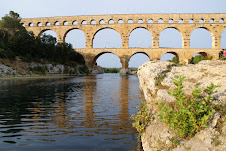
[0,58,91,78]
[137,60,226,151]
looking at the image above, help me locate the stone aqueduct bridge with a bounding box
[21,13,226,73]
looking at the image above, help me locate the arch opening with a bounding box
[178,19,183,24]
[160,52,179,64]
[210,19,214,23]
[190,28,212,48]
[109,19,114,24]
[158,18,163,23]
[129,52,150,68]
[29,22,34,27]
[148,19,153,23]
[63,21,68,25]
[92,28,122,48]
[189,19,194,23]
[138,19,143,24]
[94,52,121,68]
[159,28,182,48]
[54,21,60,26]
[190,52,208,64]
[219,18,224,23]
[118,19,123,24]
[64,28,86,49]
[199,19,204,24]
[129,28,152,48]
[39,30,58,43]
[46,22,51,26]
[82,20,87,25]
[37,22,42,26]
[91,20,96,25]
[99,19,105,24]
[168,19,173,24]
[128,19,133,24]
[72,20,78,25]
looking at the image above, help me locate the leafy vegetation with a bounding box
[190,54,213,64]
[131,100,152,137]
[156,75,218,138]
[170,56,179,64]
[103,68,121,73]
[0,11,85,66]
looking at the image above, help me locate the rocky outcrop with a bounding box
[0,61,83,77]
[137,60,226,151]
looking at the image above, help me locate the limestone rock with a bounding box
[137,60,226,151]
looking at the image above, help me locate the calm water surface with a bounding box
[0,74,141,151]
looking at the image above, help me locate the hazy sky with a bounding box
[1,0,226,67]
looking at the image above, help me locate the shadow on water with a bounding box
[0,74,143,151]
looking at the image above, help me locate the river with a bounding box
[0,74,142,151]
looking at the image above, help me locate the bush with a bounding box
[171,56,179,64]
[29,65,47,74]
[191,55,205,64]
[78,65,89,74]
[156,75,218,138]
[103,68,120,73]
[131,100,152,136]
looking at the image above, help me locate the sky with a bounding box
[1,0,226,68]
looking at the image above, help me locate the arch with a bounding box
[63,21,68,25]
[72,20,78,25]
[148,19,153,23]
[210,18,214,23]
[129,27,152,48]
[99,19,105,24]
[54,21,60,26]
[190,52,208,64]
[46,22,51,26]
[118,19,123,24]
[108,19,114,24]
[129,52,150,68]
[21,23,25,27]
[81,20,87,25]
[92,28,122,48]
[158,18,163,23]
[189,19,194,23]
[159,27,182,48]
[199,18,204,24]
[39,29,58,42]
[178,19,183,24]
[28,22,34,27]
[219,18,224,23]
[91,19,96,25]
[138,19,143,24]
[93,52,121,68]
[221,28,226,48]
[190,27,212,48]
[64,28,86,48]
[37,22,42,26]
[128,19,133,24]
[160,52,179,62]
[168,19,173,24]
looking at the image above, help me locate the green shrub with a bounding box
[131,100,152,136]
[191,55,206,64]
[103,68,120,73]
[156,75,218,138]
[171,56,179,64]
[29,65,47,74]
[78,65,89,74]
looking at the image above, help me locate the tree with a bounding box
[0,11,26,40]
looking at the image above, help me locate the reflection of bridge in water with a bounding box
[21,13,226,74]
